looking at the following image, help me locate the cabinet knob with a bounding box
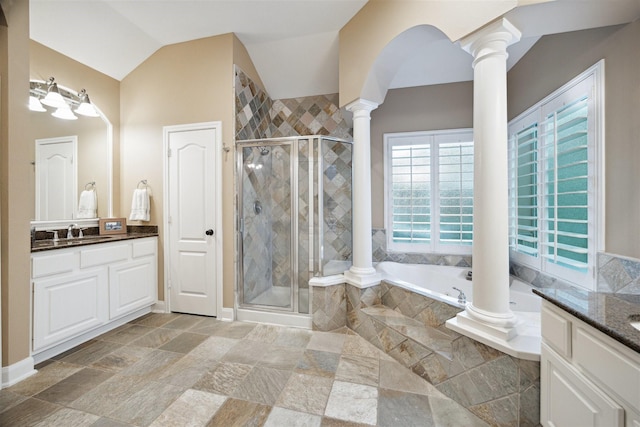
[205,229,214,236]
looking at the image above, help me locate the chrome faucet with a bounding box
[452,287,467,305]
[67,224,78,239]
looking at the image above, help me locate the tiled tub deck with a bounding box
[312,281,541,427]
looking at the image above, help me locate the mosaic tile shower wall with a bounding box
[322,140,353,275]
[241,146,274,303]
[240,145,292,308]
[239,138,352,313]
[234,66,352,141]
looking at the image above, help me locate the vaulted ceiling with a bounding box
[30,0,640,100]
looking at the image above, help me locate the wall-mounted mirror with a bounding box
[29,79,113,224]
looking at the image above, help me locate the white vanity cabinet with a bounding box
[541,300,640,427]
[31,237,157,358]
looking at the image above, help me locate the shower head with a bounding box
[259,147,270,156]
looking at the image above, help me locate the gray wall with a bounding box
[508,22,640,259]
[370,82,474,228]
[370,22,640,260]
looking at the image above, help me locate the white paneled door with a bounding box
[166,123,219,316]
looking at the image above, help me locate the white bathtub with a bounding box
[375,261,541,313]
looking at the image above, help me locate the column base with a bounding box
[446,310,541,361]
[456,306,518,341]
[344,267,381,289]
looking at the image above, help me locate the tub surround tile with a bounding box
[312,285,347,332]
[379,359,437,396]
[342,272,541,427]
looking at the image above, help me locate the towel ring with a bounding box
[137,179,148,189]
[84,181,96,190]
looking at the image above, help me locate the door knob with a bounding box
[205,229,214,236]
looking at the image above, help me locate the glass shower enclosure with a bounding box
[237,136,352,322]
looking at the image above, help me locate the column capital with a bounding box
[460,17,521,63]
[345,98,379,114]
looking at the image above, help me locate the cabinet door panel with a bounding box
[33,269,108,351]
[109,256,157,319]
[542,343,623,427]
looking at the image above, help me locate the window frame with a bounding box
[384,128,474,255]
[508,60,605,289]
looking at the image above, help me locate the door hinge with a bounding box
[167,148,172,157]
[168,215,172,224]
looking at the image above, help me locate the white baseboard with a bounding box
[2,356,36,388]
[219,307,235,322]
[152,300,167,313]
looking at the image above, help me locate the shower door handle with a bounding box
[205,229,214,236]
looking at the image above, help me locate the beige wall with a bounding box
[30,42,121,218]
[120,33,263,308]
[338,0,518,106]
[507,22,640,259]
[370,82,473,228]
[1,0,31,365]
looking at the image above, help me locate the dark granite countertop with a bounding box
[534,287,640,354]
[31,226,158,253]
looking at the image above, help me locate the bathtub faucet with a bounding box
[452,287,466,305]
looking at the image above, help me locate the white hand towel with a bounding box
[129,188,150,221]
[77,189,97,219]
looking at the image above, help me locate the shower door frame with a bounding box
[236,138,300,313]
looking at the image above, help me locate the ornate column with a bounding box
[344,99,381,288]
[456,18,522,338]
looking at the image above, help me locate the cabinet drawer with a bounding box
[32,251,76,278]
[80,243,129,268]
[574,326,640,409]
[541,303,572,358]
[133,238,156,258]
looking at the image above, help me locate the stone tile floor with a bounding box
[1,313,489,426]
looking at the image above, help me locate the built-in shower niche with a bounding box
[237,136,353,319]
